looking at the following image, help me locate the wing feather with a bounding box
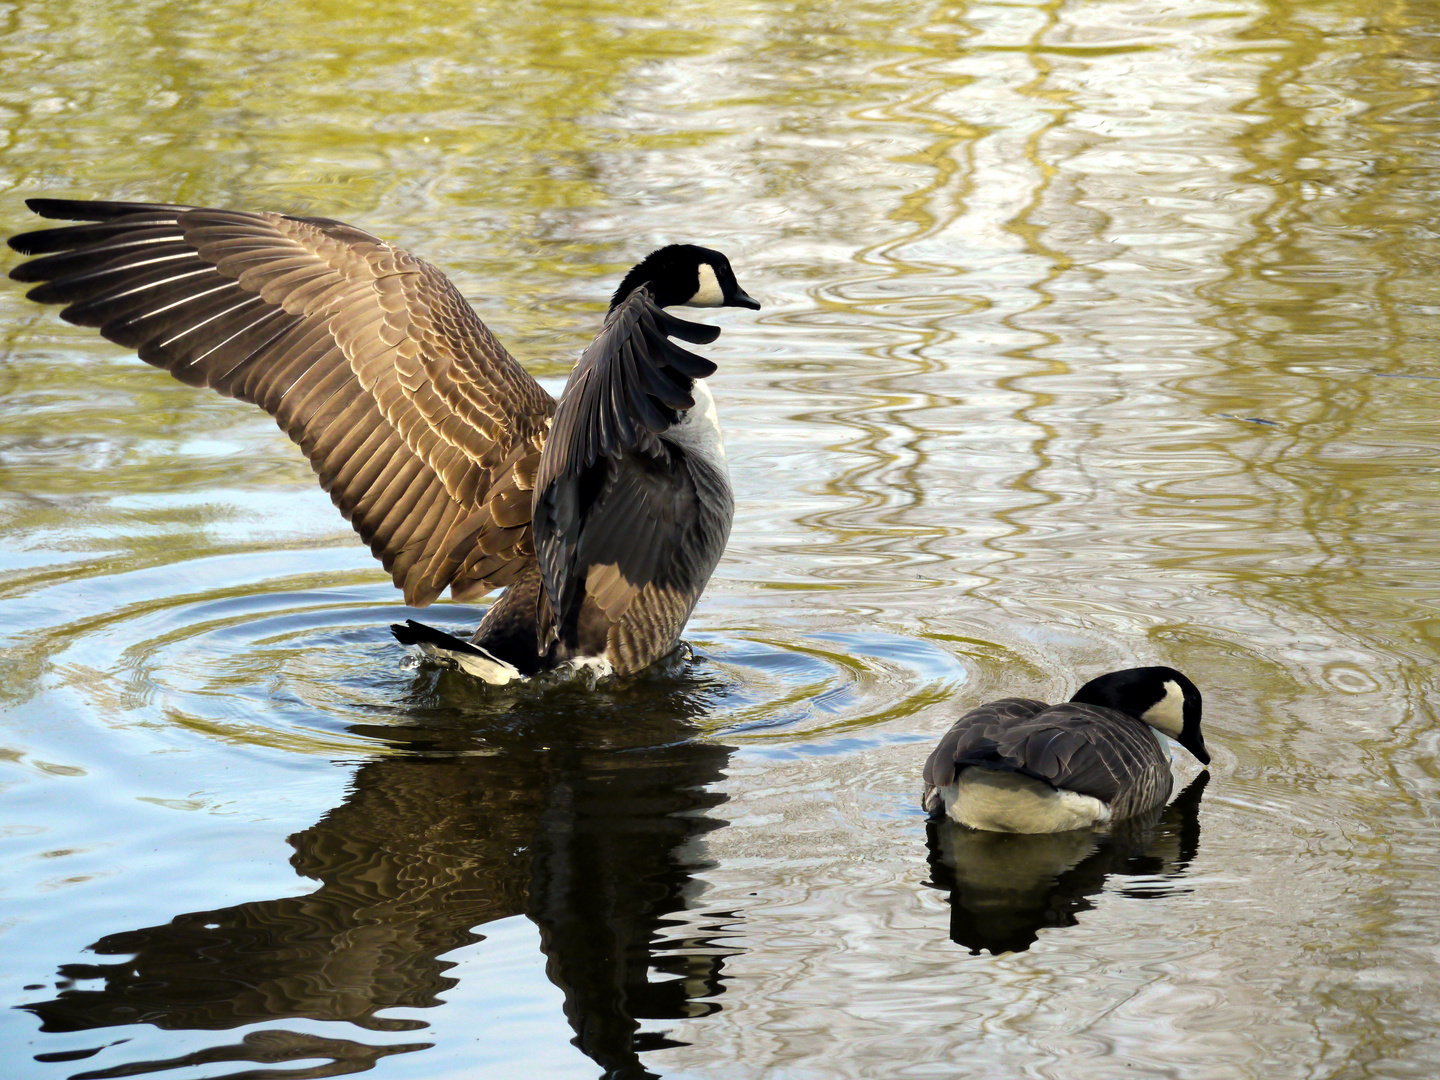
[8,198,557,605]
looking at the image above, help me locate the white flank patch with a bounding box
[687,263,725,306]
[1141,679,1186,738]
[942,771,1111,834]
[417,641,522,685]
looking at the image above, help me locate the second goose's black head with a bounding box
[610,244,761,313]
[1071,666,1209,766]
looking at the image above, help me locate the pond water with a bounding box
[2,0,1439,1077]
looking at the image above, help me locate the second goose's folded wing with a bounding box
[940,703,1171,814]
[8,199,557,606]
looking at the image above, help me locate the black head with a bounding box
[610,244,761,313]
[1070,665,1209,765]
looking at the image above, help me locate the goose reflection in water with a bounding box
[22,666,737,1080]
[925,772,1208,956]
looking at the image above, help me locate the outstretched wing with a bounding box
[531,286,723,639]
[8,198,556,606]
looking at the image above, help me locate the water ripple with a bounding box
[18,551,967,759]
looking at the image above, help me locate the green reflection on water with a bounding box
[2,0,1440,1077]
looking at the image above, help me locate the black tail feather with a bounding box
[390,619,482,655]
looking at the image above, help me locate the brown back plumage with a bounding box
[8,199,556,606]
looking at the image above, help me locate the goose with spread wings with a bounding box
[8,199,759,683]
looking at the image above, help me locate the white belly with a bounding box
[941,769,1111,834]
[664,377,728,471]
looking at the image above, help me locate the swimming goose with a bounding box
[8,199,759,683]
[922,666,1209,833]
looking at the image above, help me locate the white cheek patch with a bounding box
[1141,680,1186,738]
[686,263,725,307]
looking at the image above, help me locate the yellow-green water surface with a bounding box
[2,0,1438,1077]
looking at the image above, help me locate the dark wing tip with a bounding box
[7,249,41,273]
[7,225,84,259]
[23,197,191,221]
[653,306,722,345]
[24,197,85,219]
[10,197,191,259]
